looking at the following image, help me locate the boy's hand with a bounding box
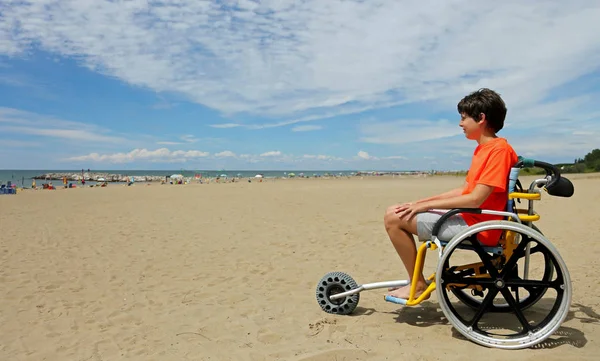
[394,202,429,220]
[394,199,421,209]
[394,202,413,210]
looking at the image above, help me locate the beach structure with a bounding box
[170,174,184,184]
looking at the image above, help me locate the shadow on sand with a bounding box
[386,300,598,349]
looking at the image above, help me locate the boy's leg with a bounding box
[383,207,468,300]
[383,205,428,299]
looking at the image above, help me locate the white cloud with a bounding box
[1,126,124,143]
[506,122,600,160]
[157,141,182,145]
[357,151,376,160]
[0,107,126,143]
[66,148,209,164]
[353,152,408,162]
[1,1,599,122]
[172,150,210,158]
[291,125,322,132]
[303,154,342,161]
[227,104,396,130]
[359,118,462,145]
[260,151,281,157]
[180,134,199,143]
[214,150,236,158]
[209,123,242,129]
[0,139,41,148]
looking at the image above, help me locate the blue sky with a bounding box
[1,0,599,171]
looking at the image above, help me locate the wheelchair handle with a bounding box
[515,157,562,189]
[431,208,482,239]
[515,158,561,178]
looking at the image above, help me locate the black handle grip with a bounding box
[431,208,482,239]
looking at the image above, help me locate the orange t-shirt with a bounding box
[461,137,518,246]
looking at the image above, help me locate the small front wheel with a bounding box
[315,272,360,315]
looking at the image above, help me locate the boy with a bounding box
[383,88,518,301]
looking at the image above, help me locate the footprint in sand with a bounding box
[308,317,337,336]
[294,349,369,361]
[256,328,283,344]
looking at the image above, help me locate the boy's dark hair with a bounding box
[457,88,507,133]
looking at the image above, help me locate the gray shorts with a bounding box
[416,211,468,242]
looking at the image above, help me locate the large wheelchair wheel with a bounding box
[436,221,571,349]
[449,225,554,313]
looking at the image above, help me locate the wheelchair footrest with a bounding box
[384,295,407,305]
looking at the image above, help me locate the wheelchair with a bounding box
[315,157,575,349]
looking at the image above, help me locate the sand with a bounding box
[1,174,599,361]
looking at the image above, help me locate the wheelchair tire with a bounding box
[449,225,554,312]
[315,271,359,315]
[436,221,572,349]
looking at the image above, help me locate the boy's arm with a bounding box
[396,184,495,220]
[421,184,494,209]
[413,182,467,204]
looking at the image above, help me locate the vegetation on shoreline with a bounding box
[439,149,600,176]
[521,149,600,175]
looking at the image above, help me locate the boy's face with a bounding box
[459,112,486,140]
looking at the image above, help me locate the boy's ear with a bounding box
[477,112,487,125]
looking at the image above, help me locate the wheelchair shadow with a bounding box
[351,306,378,317]
[390,301,450,327]
[391,300,598,349]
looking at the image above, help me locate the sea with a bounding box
[0,169,362,187]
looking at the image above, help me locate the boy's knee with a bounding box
[384,206,419,235]
[384,205,395,219]
[384,205,394,216]
[384,207,400,227]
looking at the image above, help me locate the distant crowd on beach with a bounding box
[0,169,467,195]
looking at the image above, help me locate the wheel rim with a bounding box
[436,222,571,349]
[315,272,360,315]
[326,284,347,306]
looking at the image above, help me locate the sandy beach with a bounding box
[1,174,599,361]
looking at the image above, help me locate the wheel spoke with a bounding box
[500,237,533,277]
[504,279,553,288]
[471,243,499,279]
[468,288,499,328]
[443,272,495,286]
[528,244,545,255]
[499,288,533,332]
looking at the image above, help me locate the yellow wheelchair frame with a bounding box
[315,158,574,349]
[401,190,542,306]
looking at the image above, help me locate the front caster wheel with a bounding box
[315,271,359,315]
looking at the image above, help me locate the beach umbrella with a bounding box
[97,177,106,182]
[254,174,263,178]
